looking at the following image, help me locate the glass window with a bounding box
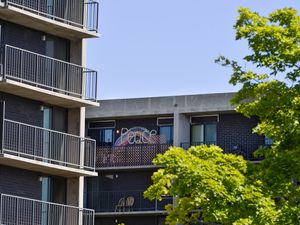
[159,126,173,144]
[42,177,51,202]
[205,124,216,144]
[88,128,114,147]
[102,129,113,146]
[191,124,216,145]
[191,125,204,144]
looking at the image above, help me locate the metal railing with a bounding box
[0,194,95,225]
[96,144,171,168]
[180,141,216,150]
[4,0,99,32]
[180,141,265,161]
[1,119,96,171]
[87,190,172,213]
[2,45,98,101]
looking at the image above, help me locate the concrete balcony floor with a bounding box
[0,152,98,178]
[0,78,99,108]
[0,4,99,40]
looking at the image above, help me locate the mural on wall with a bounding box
[115,127,164,146]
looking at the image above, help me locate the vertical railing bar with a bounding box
[32,200,35,225]
[37,0,40,15]
[17,123,20,156]
[35,54,38,84]
[51,59,54,92]
[49,130,52,164]
[16,197,19,225]
[93,140,96,171]
[1,102,5,153]
[95,71,98,101]
[20,49,23,82]
[53,0,56,20]
[63,135,66,167]
[2,45,6,79]
[0,195,2,225]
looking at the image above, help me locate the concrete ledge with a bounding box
[95,210,168,217]
[87,92,236,119]
[0,153,98,178]
[0,5,99,40]
[0,79,99,108]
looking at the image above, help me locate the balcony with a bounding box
[0,118,97,177]
[180,141,264,161]
[87,190,172,216]
[96,144,171,170]
[0,0,99,39]
[0,45,99,108]
[0,194,95,225]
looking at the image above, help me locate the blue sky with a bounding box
[87,1,300,100]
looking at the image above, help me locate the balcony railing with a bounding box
[87,190,172,213]
[1,118,96,171]
[2,45,98,102]
[3,0,99,32]
[180,141,216,150]
[96,144,171,169]
[0,194,95,225]
[180,141,264,161]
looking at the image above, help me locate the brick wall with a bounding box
[0,165,42,199]
[0,92,43,127]
[1,20,70,61]
[217,113,265,159]
[0,92,68,131]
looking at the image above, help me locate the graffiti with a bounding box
[114,127,161,146]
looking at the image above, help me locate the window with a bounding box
[191,124,216,145]
[88,128,114,147]
[100,129,114,146]
[88,121,116,147]
[159,126,173,144]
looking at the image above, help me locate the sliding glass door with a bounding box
[191,124,216,145]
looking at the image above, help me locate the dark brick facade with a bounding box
[1,20,70,61]
[0,92,43,127]
[217,113,265,159]
[0,165,42,200]
[0,92,68,131]
[87,171,153,193]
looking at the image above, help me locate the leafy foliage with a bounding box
[146,7,300,225]
[216,7,300,224]
[144,146,279,225]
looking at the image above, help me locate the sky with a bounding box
[87,1,300,100]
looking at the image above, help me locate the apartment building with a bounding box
[85,93,267,225]
[0,0,99,224]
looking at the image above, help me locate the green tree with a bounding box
[216,7,300,224]
[144,145,279,225]
[145,7,300,224]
